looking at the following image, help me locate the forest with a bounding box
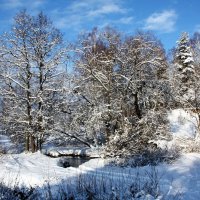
[0,10,199,156]
[0,10,200,199]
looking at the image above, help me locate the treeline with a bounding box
[0,11,199,156]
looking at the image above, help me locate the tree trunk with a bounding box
[30,135,36,153]
[25,133,30,152]
[36,136,43,151]
[39,136,43,151]
[105,88,112,141]
[134,92,142,119]
[37,61,44,152]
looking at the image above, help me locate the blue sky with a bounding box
[0,0,199,51]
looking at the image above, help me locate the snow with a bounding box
[0,151,200,198]
[168,109,197,138]
[43,146,102,158]
[182,67,195,73]
[183,56,194,64]
[0,152,78,187]
[0,109,200,199]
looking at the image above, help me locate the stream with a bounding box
[57,156,91,168]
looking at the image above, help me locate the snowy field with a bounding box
[1,152,200,199]
[0,109,200,199]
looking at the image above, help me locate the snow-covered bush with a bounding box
[107,145,180,168]
[104,111,170,159]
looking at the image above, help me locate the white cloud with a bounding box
[51,0,132,31]
[118,16,133,24]
[66,1,89,13]
[99,16,134,28]
[144,10,177,33]
[88,4,126,17]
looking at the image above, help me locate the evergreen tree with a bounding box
[174,32,195,104]
[173,32,200,139]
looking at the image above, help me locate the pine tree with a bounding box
[172,32,200,140]
[174,32,195,104]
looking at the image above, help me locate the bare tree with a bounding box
[0,11,68,152]
[105,31,171,156]
[71,28,171,156]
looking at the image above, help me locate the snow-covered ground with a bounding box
[0,109,200,199]
[0,152,200,199]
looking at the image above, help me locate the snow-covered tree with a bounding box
[0,11,68,152]
[105,31,171,156]
[71,28,171,156]
[174,32,195,104]
[171,32,200,139]
[71,27,121,147]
